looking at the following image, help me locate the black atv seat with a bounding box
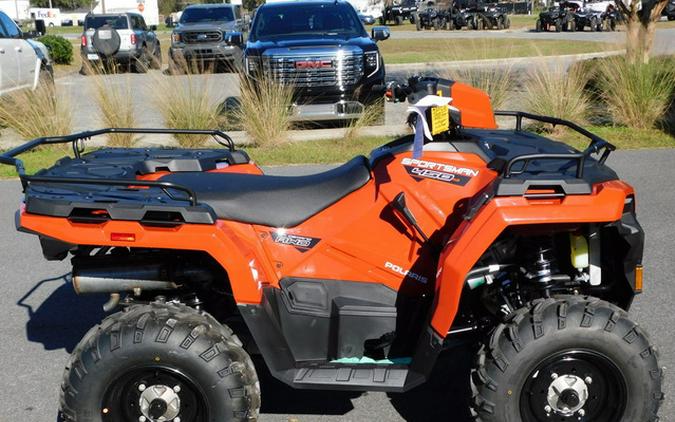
[161,156,371,227]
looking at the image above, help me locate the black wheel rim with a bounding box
[101,366,209,422]
[520,350,627,422]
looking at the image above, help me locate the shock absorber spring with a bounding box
[521,236,558,285]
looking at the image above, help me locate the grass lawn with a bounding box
[507,14,538,29]
[1,126,672,178]
[51,35,612,75]
[379,38,614,64]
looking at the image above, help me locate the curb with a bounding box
[385,50,624,72]
[0,125,411,149]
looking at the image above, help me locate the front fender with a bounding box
[430,180,632,336]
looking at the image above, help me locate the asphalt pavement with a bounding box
[1,148,675,421]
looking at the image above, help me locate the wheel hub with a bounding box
[546,374,589,416]
[139,384,181,421]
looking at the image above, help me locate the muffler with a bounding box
[73,264,179,294]
[72,257,214,295]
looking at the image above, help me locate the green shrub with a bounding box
[38,35,73,65]
[521,61,591,125]
[596,56,675,129]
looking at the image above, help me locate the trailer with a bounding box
[29,7,62,27]
[90,0,159,26]
[0,0,29,21]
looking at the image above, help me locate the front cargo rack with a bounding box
[0,128,237,205]
[495,111,616,179]
[494,111,616,179]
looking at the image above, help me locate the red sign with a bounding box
[295,60,332,70]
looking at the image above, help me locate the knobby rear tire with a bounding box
[59,302,260,422]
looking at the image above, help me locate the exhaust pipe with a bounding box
[73,264,179,294]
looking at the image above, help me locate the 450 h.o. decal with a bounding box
[271,231,320,252]
[401,157,479,186]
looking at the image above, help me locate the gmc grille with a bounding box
[263,53,364,88]
[183,31,222,44]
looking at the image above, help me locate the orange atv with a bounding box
[1,77,662,422]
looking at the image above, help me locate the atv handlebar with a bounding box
[383,77,616,178]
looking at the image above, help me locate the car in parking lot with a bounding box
[243,0,389,123]
[80,12,161,73]
[169,3,246,73]
[0,11,52,96]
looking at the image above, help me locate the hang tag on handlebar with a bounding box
[429,106,450,135]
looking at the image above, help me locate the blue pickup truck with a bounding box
[243,0,390,122]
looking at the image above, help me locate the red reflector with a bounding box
[130,33,137,44]
[111,233,135,242]
[81,35,87,47]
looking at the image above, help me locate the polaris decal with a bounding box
[401,157,478,186]
[271,231,320,252]
[385,261,429,284]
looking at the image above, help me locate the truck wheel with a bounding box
[395,15,404,25]
[59,302,260,422]
[471,296,662,422]
[151,43,162,69]
[38,64,54,87]
[133,47,150,74]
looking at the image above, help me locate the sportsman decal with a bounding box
[401,157,478,186]
[271,231,320,252]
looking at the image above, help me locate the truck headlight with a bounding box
[245,56,261,75]
[364,51,379,76]
[171,32,181,43]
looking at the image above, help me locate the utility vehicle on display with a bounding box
[536,4,575,31]
[478,3,510,29]
[0,76,663,422]
[380,0,417,24]
[416,1,450,30]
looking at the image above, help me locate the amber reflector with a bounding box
[635,265,643,293]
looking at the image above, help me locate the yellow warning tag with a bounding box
[430,105,449,135]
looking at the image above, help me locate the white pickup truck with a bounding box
[0,11,53,96]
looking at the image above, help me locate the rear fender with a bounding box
[429,180,631,336]
[19,211,265,304]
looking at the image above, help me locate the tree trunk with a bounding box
[616,0,668,64]
[625,17,641,63]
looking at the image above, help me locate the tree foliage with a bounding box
[32,0,90,9]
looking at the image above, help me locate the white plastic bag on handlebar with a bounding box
[406,95,456,159]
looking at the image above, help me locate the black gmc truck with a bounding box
[243,0,389,123]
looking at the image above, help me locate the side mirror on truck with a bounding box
[226,31,244,46]
[371,26,390,41]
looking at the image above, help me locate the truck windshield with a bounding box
[180,7,235,23]
[85,15,129,30]
[251,3,365,41]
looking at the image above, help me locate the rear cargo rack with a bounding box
[494,111,616,179]
[0,128,236,205]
